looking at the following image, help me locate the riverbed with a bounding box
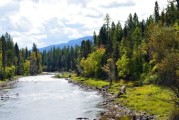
[0,75,104,120]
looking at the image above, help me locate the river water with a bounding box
[0,75,104,120]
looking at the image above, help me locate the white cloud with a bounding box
[0,0,168,49]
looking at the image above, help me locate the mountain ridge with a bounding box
[39,36,93,52]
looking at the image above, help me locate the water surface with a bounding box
[0,75,103,120]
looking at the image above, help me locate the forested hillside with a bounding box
[42,1,179,96]
[0,0,178,97]
[0,33,42,80]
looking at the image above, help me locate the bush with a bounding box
[4,66,15,80]
[143,74,159,84]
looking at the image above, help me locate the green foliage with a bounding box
[0,33,32,80]
[116,85,174,120]
[71,75,109,88]
[132,27,142,47]
[80,48,105,77]
[116,53,130,79]
[143,74,159,84]
[80,40,92,59]
[154,1,160,22]
[30,51,42,75]
[4,66,15,79]
[41,46,80,72]
[71,74,174,120]
[24,60,30,75]
[131,49,143,80]
[102,58,116,85]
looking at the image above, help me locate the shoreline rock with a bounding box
[67,78,155,120]
[0,80,17,91]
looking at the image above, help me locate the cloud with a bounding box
[84,9,103,18]
[66,0,89,8]
[0,1,19,16]
[101,1,136,8]
[0,0,168,49]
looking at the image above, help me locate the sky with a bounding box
[0,0,168,49]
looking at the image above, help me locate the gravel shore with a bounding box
[67,78,155,120]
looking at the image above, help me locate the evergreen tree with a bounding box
[123,24,128,38]
[93,31,97,45]
[114,21,123,42]
[1,35,6,71]
[30,43,42,74]
[98,25,108,46]
[104,13,110,32]
[14,43,21,75]
[133,13,139,27]
[154,1,160,22]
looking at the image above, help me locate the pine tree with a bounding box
[140,20,145,37]
[14,43,21,75]
[154,1,160,22]
[123,24,128,38]
[161,10,165,25]
[30,43,42,74]
[133,13,139,27]
[126,13,133,31]
[93,31,97,45]
[104,13,110,32]
[5,33,15,66]
[98,25,108,46]
[114,21,123,42]
[1,35,6,71]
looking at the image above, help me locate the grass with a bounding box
[0,80,5,84]
[115,85,174,119]
[57,72,175,120]
[71,76,109,88]
[55,72,72,78]
[0,75,22,83]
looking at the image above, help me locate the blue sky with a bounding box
[0,0,168,49]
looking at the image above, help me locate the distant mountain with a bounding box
[39,36,93,52]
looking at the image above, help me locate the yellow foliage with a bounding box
[80,48,105,76]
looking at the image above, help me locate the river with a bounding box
[0,75,104,120]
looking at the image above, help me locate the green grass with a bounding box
[71,76,109,88]
[114,85,174,120]
[0,75,22,83]
[0,80,5,84]
[55,72,72,78]
[58,73,175,120]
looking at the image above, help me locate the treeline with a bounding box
[41,39,94,72]
[42,0,179,95]
[0,33,42,80]
[41,45,81,71]
[82,0,178,85]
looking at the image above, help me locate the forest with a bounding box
[0,1,178,97]
[41,1,179,96]
[0,33,42,80]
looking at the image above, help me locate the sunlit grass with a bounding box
[55,72,72,78]
[0,80,4,84]
[58,73,175,120]
[115,85,174,120]
[71,76,109,88]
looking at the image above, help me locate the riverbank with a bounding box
[56,73,175,120]
[0,76,21,90]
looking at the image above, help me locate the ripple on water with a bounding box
[0,75,104,120]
